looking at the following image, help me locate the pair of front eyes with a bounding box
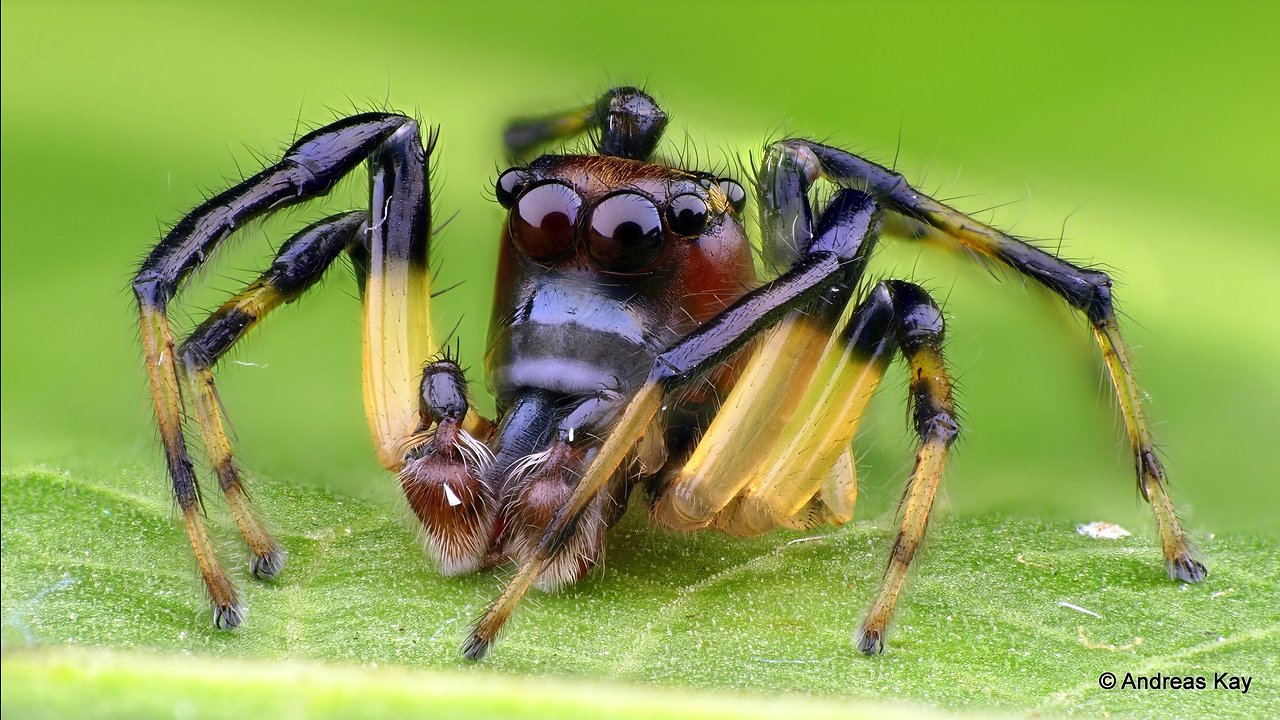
[495,168,744,273]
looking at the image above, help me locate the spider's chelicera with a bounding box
[132,87,1205,660]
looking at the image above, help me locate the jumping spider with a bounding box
[132,87,1205,659]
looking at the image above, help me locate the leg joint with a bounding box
[885,280,945,353]
[1081,270,1115,325]
[810,189,881,262]
[132,271,171,309]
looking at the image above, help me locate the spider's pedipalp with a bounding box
[401,358,498,576]
[499,441,604,592]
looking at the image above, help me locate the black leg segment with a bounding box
[132,112,432,628]
[179,211,367,581]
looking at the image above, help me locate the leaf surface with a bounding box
[2,468,1276,717]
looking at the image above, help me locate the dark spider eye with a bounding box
[719,179,747,215]
[587,191,664,272]
[509,181,581,263]
[495,168,532,208]
[666,193,709,236]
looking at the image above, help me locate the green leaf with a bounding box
[2,468,1276,717]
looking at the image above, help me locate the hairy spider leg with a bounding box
[771,139,1203,583]
[132,113,433,627]
[179,212,368,583]
[503,86,668,161]
[654,150,883,532]
[463,188,883,661]
[853,281,958,654]
[360,122,436,470]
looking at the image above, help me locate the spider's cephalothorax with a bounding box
[133,86,1205,660]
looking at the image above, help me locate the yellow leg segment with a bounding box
[363,252,434,470]
[651,310,843,530]
[715,320,892,536]
[182,283,287,573]
[140,304,242,626]
[856,435,950,653]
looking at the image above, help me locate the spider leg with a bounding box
[179,212,368,585]
[854,281,958,655]
[711,285,899,536]
[463,188,882,660]
[769,139,1204,583]
[665,279,956,654]
[503,86,668,161]
[133,114,433,627]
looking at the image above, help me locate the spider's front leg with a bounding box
[133,113,436,627]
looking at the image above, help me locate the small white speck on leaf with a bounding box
[1076,521,1131,539]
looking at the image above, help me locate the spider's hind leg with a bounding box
[502,86,668,161]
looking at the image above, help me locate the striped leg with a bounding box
[709,283,899,536]
[179,212,368,584]
[132,113,432,627]
[855,281,957,654]
[769,139,1203,584]
[661,279,955,653]
[652,140,881,533]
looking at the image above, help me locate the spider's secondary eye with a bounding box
[496,168,532,208]
[719,179,747,215]
[666,193,709,236]
[510,181,581,263]
[587,191,664,272]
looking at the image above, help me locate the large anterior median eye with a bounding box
[510,181,582,263]
[587,191,664,272]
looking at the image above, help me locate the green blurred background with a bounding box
[3,0,1277,541]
